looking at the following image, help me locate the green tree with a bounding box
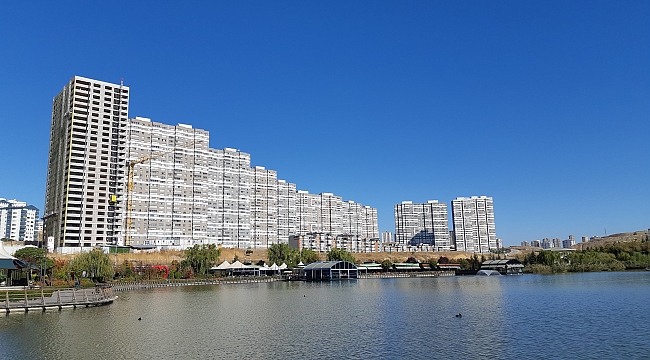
[458,258,470,270]
[14,247,54,269]
[326,248,356,263]
[180,244,221,277]
[117,260,134,279]
[70,249,113,282]
[297,248,319,264]
[267,243,298,266]
[380,259,393,271]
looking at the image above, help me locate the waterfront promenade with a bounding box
[111,277,282,292]
[3,286,116,313]
[358,270,455,279]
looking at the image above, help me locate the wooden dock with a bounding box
[3,286,117,313]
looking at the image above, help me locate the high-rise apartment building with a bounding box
[451,196,497,253]
[209,148,252,248]
[296,190,321,234]
[251,166,278,248]
[124,117,210,248]
[0,199,39,242]
[277,180,297,244]
[394,200,450,251]
[320,193,343,236]
[45,76,379,251]
[44,76,129,250]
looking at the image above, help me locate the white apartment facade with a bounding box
[0,199,39,242]
[45,76,379,251]
[451,196,497,253]
[124,117,211,248]
[208,148,252,249]
[394,200,451,251]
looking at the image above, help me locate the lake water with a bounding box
[2,272,650,359]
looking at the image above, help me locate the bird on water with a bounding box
[455,313,462,318]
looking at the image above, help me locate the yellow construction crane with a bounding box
[123,141,197,246]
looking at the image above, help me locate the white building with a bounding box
[45,76,379,251]
[394,200,450,251]
[124,117,211,248]
[451,196,497,253]
[44,76,129,251]
[209,148,252,249]
[0,199,39,242]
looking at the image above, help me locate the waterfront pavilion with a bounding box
[480,259,524,275]
[0,242,29,286]
[300,261,358,281]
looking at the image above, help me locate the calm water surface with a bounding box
[2,271,650,359]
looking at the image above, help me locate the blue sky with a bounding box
[1,1,648,246]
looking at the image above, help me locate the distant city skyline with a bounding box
[1,2,649,246]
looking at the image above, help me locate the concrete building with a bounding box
[521,241,530,246]
[562,235,576,248]
[250,166,278,248]
[320,193,343,236]
[451,196,497,253]
[296,190,321,235]
[124,117,211,248]
[531,240,541,248]
[44,76,129,251]
[542,238,552,249]
[276,179,297,245]
[0,199,39,242]
[394,200,450,251]
[45,76,379,251]
[208,148,252,249]
[552,238,561,248]
[381,231,393,243]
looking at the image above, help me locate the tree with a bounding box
[326,248,356,263]
[381,259,393,271]
[267,243,297,266]
[297,248,320,264]
[180,244,221,277]
[70,249,113,282]
[14,247,53,269]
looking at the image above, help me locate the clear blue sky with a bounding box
[1,1,648,246]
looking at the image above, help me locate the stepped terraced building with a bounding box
[45,76,378,252]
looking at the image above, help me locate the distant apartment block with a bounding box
[521,241,530,246]
[531,240,541,247]
[44,76,129,250]
[0,199,39,242]
[44,76,378,251]
[394,200,450,251]
[451,196,497,253]
[552,238,561,248]
[562,235,576,248]
[381,231,393,243]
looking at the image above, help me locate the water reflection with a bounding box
[2,272,650,359]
